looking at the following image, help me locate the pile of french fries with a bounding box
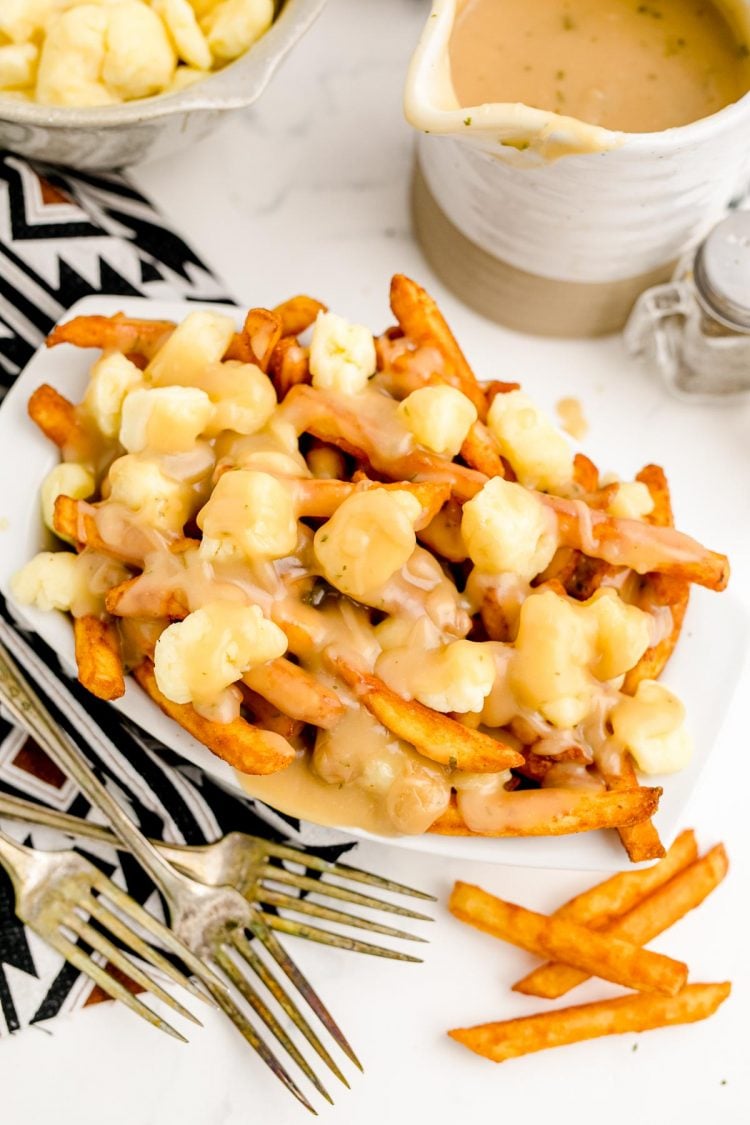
[449,829,731,1061]
[13,275,730,857]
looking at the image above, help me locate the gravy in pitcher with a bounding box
[450,0,750,132]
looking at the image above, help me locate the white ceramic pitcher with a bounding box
[405,0,750,337]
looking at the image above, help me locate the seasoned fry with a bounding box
[46,314,174,358]
[449,882,688,996]
[28,384,82,448]
[243,657,345,730]
[335,660,523,774]
[448,983,731,1063]
[389,274,488,416]
[133,660,294,775]
[515,843,728,999]
[429,786,662,837]
[600,752,666,862]
[272,295,327,337]
[73,615,125,701]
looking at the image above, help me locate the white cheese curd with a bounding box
[84,351,143,439]
[200,361,277,437]
[119,386,214,454]
[377,639,496,714]
[461,476,558,581]
[41,462,96,538]
[36,6,115,107]
[610,680,693,775]
[153,0,212,70]
[107,454,197,532]
[10,551,82,612]
[487,389,574,492]
[147,310,236,387]
[154,601,287,705]
[197,469,298,562]
[606,481,655,520]
[102,1,176,100]
[0,43,38,89]
[309,311,377,395]
[201,0,273,62]
[397,384,477,457]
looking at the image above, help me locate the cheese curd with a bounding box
[488,389,574,492]
[154,601,287,705]
[41,462,96,537]
[197,469,298,562]
[199,361,277,437]
[309,312,377,395]
[376,639,496,714]
[461,476,558,581]
[0,43,38,89]
[11,549,127,617]
[397,385,477,457]
[147,311,236,387]
[84,350,143,439]
[153,0,212,70]
[313,490,421,600]
[102,1,176,101]
[610,680,692,775]
[510,588,651,728]
[201,0,273,62]
[107,453,197,532]
[120,386,213,454]
[606,481,655,520]
[36,5,114,107]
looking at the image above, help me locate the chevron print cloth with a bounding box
[0,153,354,1037]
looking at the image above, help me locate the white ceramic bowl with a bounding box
[0,0,326,170]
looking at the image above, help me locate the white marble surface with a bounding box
[3,1,750,1122]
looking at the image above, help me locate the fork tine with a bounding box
[256,888,428,942]
[205,976,317,1115]
[215,944,333,1104]
[260,865,434,920]
[65,912,201,1027]
[262,912,424,961]
[93,876,226,1000]
[258,841,436,900]
[248,912,363,1071]
[45,928,187,1041]
[231,929,349,1089]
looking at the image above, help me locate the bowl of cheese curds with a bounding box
[0,0,326,169]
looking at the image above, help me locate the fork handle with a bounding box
[0,623,190,903]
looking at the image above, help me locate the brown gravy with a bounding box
[450,0,750,133]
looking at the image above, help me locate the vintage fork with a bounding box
[0,823,206,1040]
[0,621,355,1113]
[0,794,435,960]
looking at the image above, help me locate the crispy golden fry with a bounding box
[449,882,688,996]
[572,452,600,492]
[73,615,125,701]
[46,314,174,359]
[515,843,728,999]
[389,274,488,416]
[460,422,506,478]
[134,660,294,775]
[54,496,191,568]
[272,295,327,337]
[514,746,588,783]
[429,786,662,837]
[638,464,674,527]
[239,685,306,740]
[418,499,468,563]
[599,752,666,862]
[292,477,451,529]
[28,384,82,448]
[267,336,310,400]
[224,308,282,371]
[335,660,523,773]
[243,657,345,730]
[448,983,731,1063]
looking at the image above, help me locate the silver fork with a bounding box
[0,794,435,960]
[0,621,357,1113]
[0,824,206,1040]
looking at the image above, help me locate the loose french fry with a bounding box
[600,751,666,862]
[429,786,662,837]
[449,882,688,995]
[272,295,327,337]
[460,421,506,478]
[389,275,487,416]
[243,657,345,730]
[133,660,294,775]
[28,384,82,448]
[515,843,728,999]
[73,615,125,701]
[292,477,450,529]
[449,982,731,1063]
[335,660,523,774]
[46,314,175,357]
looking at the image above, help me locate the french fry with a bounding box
[53,496,189,568]
[600,751,666,862]
[28,384,82,448]
[105,575,188,620]
[429,786,662,837]
[242,657,345,729]
[460,422,506,478]
[272,295,327,337]
[239,686,306,740]
[389,275,487,416]
[292,477,450,529]
[448,983,731,1063]
[46,314,175,358]
[73,615,125,701]
[514,843,728,999]
[572,452,599,492]
[334,660,523,773]
[267,336,311,399]
[637,464,674,528]
[133,660,294,775]
[224,308,282,371]
[449,882,688,996]
[418,499,468,563]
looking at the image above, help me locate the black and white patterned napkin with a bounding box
[0,153,354,1036]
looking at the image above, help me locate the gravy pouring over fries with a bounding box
[12,277,729,860]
